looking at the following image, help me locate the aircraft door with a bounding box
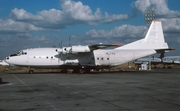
[106,52,111,66]
[107,51,118,66]
[94,51,112,66]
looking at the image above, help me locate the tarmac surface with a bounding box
[0,69,180,111]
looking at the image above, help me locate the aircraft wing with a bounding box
[56,44,120,54]
[89,44,120,51]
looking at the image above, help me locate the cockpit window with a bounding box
[17,52,21,55]
[22,52,27,55]
[10,51,27,57]
[10,53,18,57]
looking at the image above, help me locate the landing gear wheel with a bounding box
[79,69,85,74]
[29,70,34,74]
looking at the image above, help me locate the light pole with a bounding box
[144,10,155,70]
[144,10,155,27]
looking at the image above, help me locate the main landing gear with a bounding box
[61,68,91,74]
[75,68,91,74]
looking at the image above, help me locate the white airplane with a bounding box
[162,56,180,64]
[0,60,9,66]
[134,56,180,64]
[5,20,173,73]
[133,57,161,64]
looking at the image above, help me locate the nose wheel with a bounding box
[29,69,34,74]
[28,67,34,74]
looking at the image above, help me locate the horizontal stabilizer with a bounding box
[156,48,176,53]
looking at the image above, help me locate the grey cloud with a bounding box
[10,8,43,22]
[161,18,180,33]
[0,19,42,34]
[131,0,180,41]
[132,0,180,18]
[9,0,129,30]
[85,24,146,38]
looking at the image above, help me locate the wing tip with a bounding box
[170,48,176,50]
[112,44,121,46]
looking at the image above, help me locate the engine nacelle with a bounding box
[70,46,90,54]
[56,46,91,54]
[55,47,71,54]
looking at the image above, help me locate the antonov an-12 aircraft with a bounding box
[5,20,173,73]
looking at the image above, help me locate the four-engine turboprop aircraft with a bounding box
[5,20,172,73]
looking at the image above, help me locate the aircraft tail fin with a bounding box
[116,20,169,50]
[144,20,166,47]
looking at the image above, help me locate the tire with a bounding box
[79,69,84,74]
[29,70,34,74]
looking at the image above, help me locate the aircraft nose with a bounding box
[4,56,10,63]
[6,56,9,60]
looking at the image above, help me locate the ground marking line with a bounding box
[38,76,130,111]
[12,74,60,111]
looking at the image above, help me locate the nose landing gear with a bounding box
[29,69,34,74]
[28,67,34,74]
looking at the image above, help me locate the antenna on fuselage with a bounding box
[59,40,62,48]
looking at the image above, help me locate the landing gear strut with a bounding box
[60,66,91,74]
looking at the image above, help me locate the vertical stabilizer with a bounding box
[116,20,169,50]
[144,20,165,43]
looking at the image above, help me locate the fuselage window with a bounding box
[107,58,109,60]
[10,54,18,57]
[51,56,53,59]
[46,56,48,59]
[97,57,99,60]
[101,58,103,60]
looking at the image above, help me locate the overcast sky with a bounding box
[0,0,180,59]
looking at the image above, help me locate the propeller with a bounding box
[58,41,62,63]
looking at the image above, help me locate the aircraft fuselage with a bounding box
[5,47,156,70]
